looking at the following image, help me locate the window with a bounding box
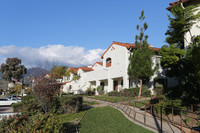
[106,58,112,67]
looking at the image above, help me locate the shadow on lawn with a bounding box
[61,105,93,133]
[61,122,76,133]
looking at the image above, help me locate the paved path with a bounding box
[84,97,183,133]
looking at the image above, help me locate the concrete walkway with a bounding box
[83,97,183,133]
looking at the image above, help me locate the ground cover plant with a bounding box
[0,94,84,132]
[78,106,153,133]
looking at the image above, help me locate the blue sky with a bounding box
[0,0,175,67]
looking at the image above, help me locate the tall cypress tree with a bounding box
[128,10,155,97]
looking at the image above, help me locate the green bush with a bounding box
[97,86,103,91]
[152,97,187,115]
[122,88,139,97]
[60,95,83,113]
[12,102,23,112]
[108,91,121,96]
[0,112,63,133]
[85,90,95,96]
[108,87,150,97]
[12,95,42,114]
[142,89,151,97]
[49,96,62,114]
[154,83,164,96]
[85,87,96,96]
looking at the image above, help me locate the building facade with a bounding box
[62,41,177,94]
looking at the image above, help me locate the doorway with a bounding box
[114,81,118,91]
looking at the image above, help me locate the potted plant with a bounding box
[97,86,104,95]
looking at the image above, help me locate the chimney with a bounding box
[148,44,151,47]
[88,64,92,68]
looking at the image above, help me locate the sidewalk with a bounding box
[83,97,183,133]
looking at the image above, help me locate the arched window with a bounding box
[106,58,111,67]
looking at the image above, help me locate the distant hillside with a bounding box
[25,67,50,78]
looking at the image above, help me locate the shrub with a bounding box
[122,88,139,97]
[142,89,151,97]
[49,96,62,114]
[0,112,63,133]
[97,86,103,91]
[152,97,187,115]
[33,77,60,113]
[85,90,95,96]
[85,87,95,96]
[12,95,42,113]
[154,83,164,96]
[60,95,83,113]
[12,102,23,112]
[97,86,104,95]
[108,91,121,97]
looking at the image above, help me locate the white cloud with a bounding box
[0,44,105,68]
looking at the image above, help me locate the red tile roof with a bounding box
[93,62,111,67]
[166,0,191,10]
[101,41,159,59]
[79,67,94,71]
[68,67,79,74]
[96,62,103,66]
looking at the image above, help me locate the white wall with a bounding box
[92,63,103,70]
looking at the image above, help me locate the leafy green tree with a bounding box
[179,37,200,104]
[160,3,200,77]
[160,4,200,104]
[165,3,200,49]
[50,65,68,79]
[159,44,185,77]
[128,10,155,97]
[0,58,27,82]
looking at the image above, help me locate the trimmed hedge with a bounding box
[60,95,83,113]
[108,91,121,97]
[108,87,151,97]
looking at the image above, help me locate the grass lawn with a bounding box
[87,95,134,103]
[78,106,153,133]
[130,100,150,108]
[56,111,85,132]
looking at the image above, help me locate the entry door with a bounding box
[114,81,118,91]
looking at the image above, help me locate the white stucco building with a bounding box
[60,0,200,95]
[62,41,177,94]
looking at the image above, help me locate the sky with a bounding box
[0,0,176,68]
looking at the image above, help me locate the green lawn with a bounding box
[87,95,134,103]
[130,100,150,108]
[78,106,153,133]
[56,111,85,132]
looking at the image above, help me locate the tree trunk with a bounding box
[138,79,142,97]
